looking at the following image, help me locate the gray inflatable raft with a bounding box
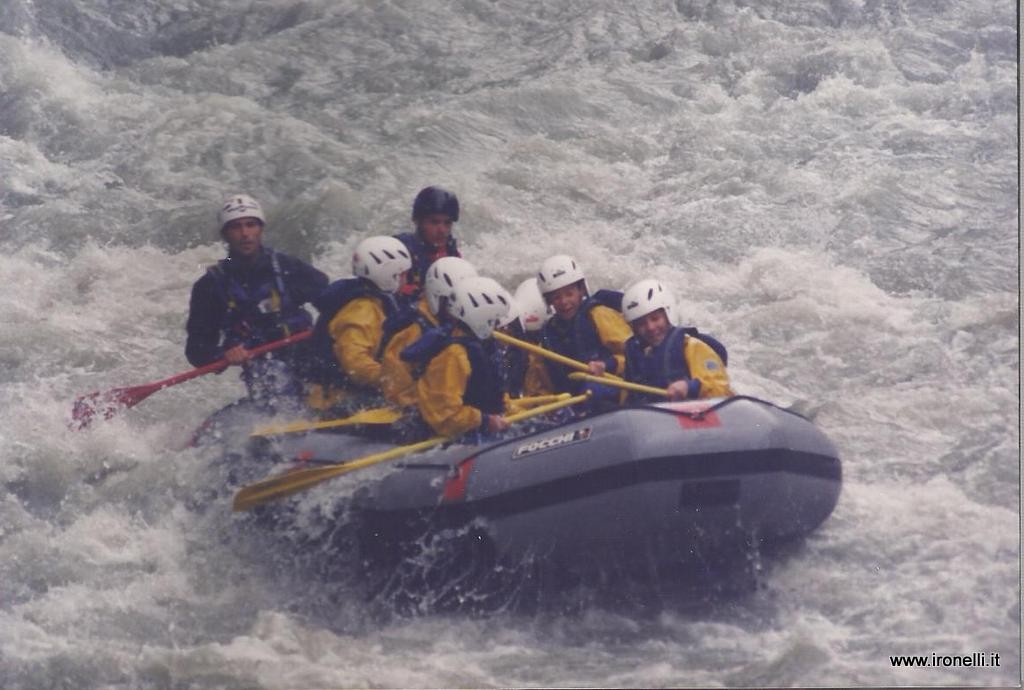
[332,396,842,588]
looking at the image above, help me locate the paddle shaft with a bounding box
[149,329,313,389]
[232,392,590,511]
[508,393,571,408]
[493,330,623,380]
[568,371,669,398]
[71,330,312,429]
[252,394,571,438]
[251,406,404,437]
[315,397,582,472]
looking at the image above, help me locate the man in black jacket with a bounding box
[185,194,328,403]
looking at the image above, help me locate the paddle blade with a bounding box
[232,463,357,511]
[232,435,447,511]
[70,330,312,431]
[69,384,158,430]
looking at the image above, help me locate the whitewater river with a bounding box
[0,0,1018,687]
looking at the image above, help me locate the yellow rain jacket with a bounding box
[416,326,505,438]
[682,337,733,398]
[589,305,633,375]
[522,351,554,397]
[327,296,388,389]
[379,298,439,407]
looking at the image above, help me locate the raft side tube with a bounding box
[354,397,841,567]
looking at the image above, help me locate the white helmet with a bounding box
[497,295,522,330]
[621,279,677,325]
[513,277,551,333]
[352,236,413,293]
[450,276,513,339]
[424,256,478,315]
[537,254,588,296]
[218,194,265,228]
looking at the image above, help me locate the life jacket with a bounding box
[375,304,437,360]
[206,249,312,346]
[400,330,504,415]
[624,326,729,401]
[395,231,460,298]
[308,277,398,386]
[398,322,455,378]
[539,289,623,393]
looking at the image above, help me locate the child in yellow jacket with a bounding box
[307,236,411,410]
[620,279,733,403]
[533,255,632,406]
[415,277,514,438]
[378,257,477,408]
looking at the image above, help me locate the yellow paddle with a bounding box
[568,372,669,398]
[250,406,405,437]
[251,396,571,438]
[506,393,572,415]
[232,392,590,512]
[493,331,623,381]
[507,393,571,408]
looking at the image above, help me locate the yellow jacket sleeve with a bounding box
[379,322,422,407]
[684,337,734,398]
[416,343,484,437]
[523,351,554,396]
[589,305,633,375]
[328,296,386,388]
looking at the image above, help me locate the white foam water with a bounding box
[0,0,1018,687]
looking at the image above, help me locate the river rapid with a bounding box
[0,0,1019,687]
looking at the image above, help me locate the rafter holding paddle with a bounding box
[70,330,312,430]
[492,331,624,381]
[232,392,590,512]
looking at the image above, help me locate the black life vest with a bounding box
[624,326,729,403]
[207,249,312,345]
[539,289,623,393]
[308,278,398,387]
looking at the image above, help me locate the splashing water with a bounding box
[0,0,1017,687]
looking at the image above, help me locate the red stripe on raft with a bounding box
[442,457,477,503]
[677,411,721,429]
[661,400,722,429]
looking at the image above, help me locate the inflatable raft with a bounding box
[236,395,841,607]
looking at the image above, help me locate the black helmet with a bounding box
[412,186,459,222]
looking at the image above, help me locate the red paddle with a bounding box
[69,330,313,430]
